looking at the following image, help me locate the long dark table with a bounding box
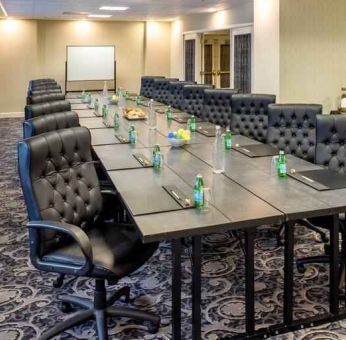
[72,93,346,340]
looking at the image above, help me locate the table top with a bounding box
[76,94,346,242]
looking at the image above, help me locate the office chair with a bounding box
[295,115,346,272]
[25,100,72,120]
[18,127,160,340]
[202,88,239,127]
[167,81,196,110]
[231,94,276,143]
[23,111,79,138]
[27,92,66,105]
[181,84,214,117]
[266,104,329,245]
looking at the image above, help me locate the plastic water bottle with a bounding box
[148,99,157,130]
[118,88,125,110]
[102,81,108,98]
[213,125,224,174]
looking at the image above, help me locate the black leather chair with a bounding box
[267,104,327,246]
[29,89,63,97]
[140,76,165,98]
[267,104,322,162]
[27,93,66,105]
[296,115,346,273]
[23,111,80,138]
[231,94,276,142]
[17,127,160,340]
[181,84,214,117]
[202,89,239,127]
[167,81,195,110]
[152,78,179,104]
[25,100,72,120]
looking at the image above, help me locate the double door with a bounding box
[201,34,230,88]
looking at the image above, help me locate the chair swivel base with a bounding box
[40,279,160,340]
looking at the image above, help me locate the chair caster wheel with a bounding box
[144,321,160,334]
[53,274,65,288]
[60,302,73,313]
[297,264,305,274]
[321,234,329,243]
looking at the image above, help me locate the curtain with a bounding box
[234,34,251,93]
[185,39,195,82]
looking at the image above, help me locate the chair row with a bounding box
[27,78,64,103]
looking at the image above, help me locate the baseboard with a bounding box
[0,112,23,118]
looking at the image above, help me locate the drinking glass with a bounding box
[202,187,212,212]
[271,155,279,175]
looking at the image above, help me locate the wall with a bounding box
[170,1,254,81]
[144,21,171,77]
[0,19,38,112]
[0,19,171,113]
[253,0,280,96]
[280,0,346,113]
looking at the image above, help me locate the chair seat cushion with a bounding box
[42,222,158,279]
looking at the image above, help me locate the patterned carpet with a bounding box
[1,118,346,339]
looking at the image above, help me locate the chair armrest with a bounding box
[101,190,118,198]
[27,220,93,276]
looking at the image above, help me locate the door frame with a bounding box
[183,23,253,87]
[231,26,254,92]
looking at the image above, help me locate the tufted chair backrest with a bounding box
[267,104,321,162]
[231,94,276,142]
[152,78,179,104]
[181,85,214,117]
[25,100,72,120]
[167,81,195,110]
[27,93,66,105]
[23,111,80,138]
[140,76,165,98]
[316,115,346,174]
[29,88,62,96]
[18,127,102,256]
[202,89,239,127]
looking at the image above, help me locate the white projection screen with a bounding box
[67,46,115,81]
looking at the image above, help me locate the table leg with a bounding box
[172,239,182,340]
[245,228,256,335]
[284,221,294,326]
[330,214,339,316]
[192,236,202,340]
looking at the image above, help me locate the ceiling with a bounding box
[1,0,247,21]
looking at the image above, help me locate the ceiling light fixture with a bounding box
[0,0,8,17]
[99,6,129,11]
[88,14,112,18]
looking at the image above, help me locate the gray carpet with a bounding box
[1,118,346,339]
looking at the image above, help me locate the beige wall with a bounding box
[0,19,38,112]
[280,0,346,113]
[253,0,279,96]
[144,21,171,77]
[0,19,171,113]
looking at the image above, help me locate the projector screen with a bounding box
[67,46,115,81]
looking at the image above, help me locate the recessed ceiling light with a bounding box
[88,14,112,18]
[99,6,129,11]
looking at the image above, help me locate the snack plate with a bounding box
[123,114,147,121]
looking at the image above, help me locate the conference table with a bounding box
[68,93,346,340]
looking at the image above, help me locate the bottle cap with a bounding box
[197,174,202,178]
[215,125,221,129]
[279,150,284,154]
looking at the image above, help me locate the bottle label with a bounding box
[129,131,136,144]
[279,163,287,175]
[226,138,232,150]
[194,188,204,208]
[153,152,161,168]
[191,122,196,131]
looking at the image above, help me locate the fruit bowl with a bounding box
[168,138,187,148]
[167,129,190,148]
